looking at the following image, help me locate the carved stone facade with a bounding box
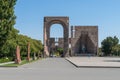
[43,16,98,57]
[71,26,98,56]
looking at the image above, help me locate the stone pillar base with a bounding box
[15,59,21,64]
[26,57,30,61]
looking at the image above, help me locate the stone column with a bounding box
[27,42,30,61]
[15,46,21,64]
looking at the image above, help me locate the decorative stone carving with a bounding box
[71,26,98,56]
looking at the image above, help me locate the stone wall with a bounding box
[58,38,64,48]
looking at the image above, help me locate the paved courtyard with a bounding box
[0,58,120,80]
[66,57,120,68]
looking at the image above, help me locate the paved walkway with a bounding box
[20,58,75,68]
[66,57,120,68]
[0,58,120,80]
[0,61,14,66]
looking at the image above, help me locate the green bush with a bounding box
[0,58,11,63]
[8,57,14,61]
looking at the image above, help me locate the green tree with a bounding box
[16,34,43,59]
[101,36,119,56]
[0,0,43,60]
[111,44,120,56]
[57,48,63,55]
[0,28,19,58]
[0,0,17,55]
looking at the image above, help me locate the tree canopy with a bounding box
[101,36,119,56]
[0,0,17,53]
[0,0,43,60]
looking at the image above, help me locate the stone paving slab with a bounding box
[66,57,120,68]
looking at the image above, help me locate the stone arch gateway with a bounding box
[44,16,69,57]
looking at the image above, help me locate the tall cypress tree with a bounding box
[0,0,17,54]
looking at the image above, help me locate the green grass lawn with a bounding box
[0,59,41,67]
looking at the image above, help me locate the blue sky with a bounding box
[15,0,120,47]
